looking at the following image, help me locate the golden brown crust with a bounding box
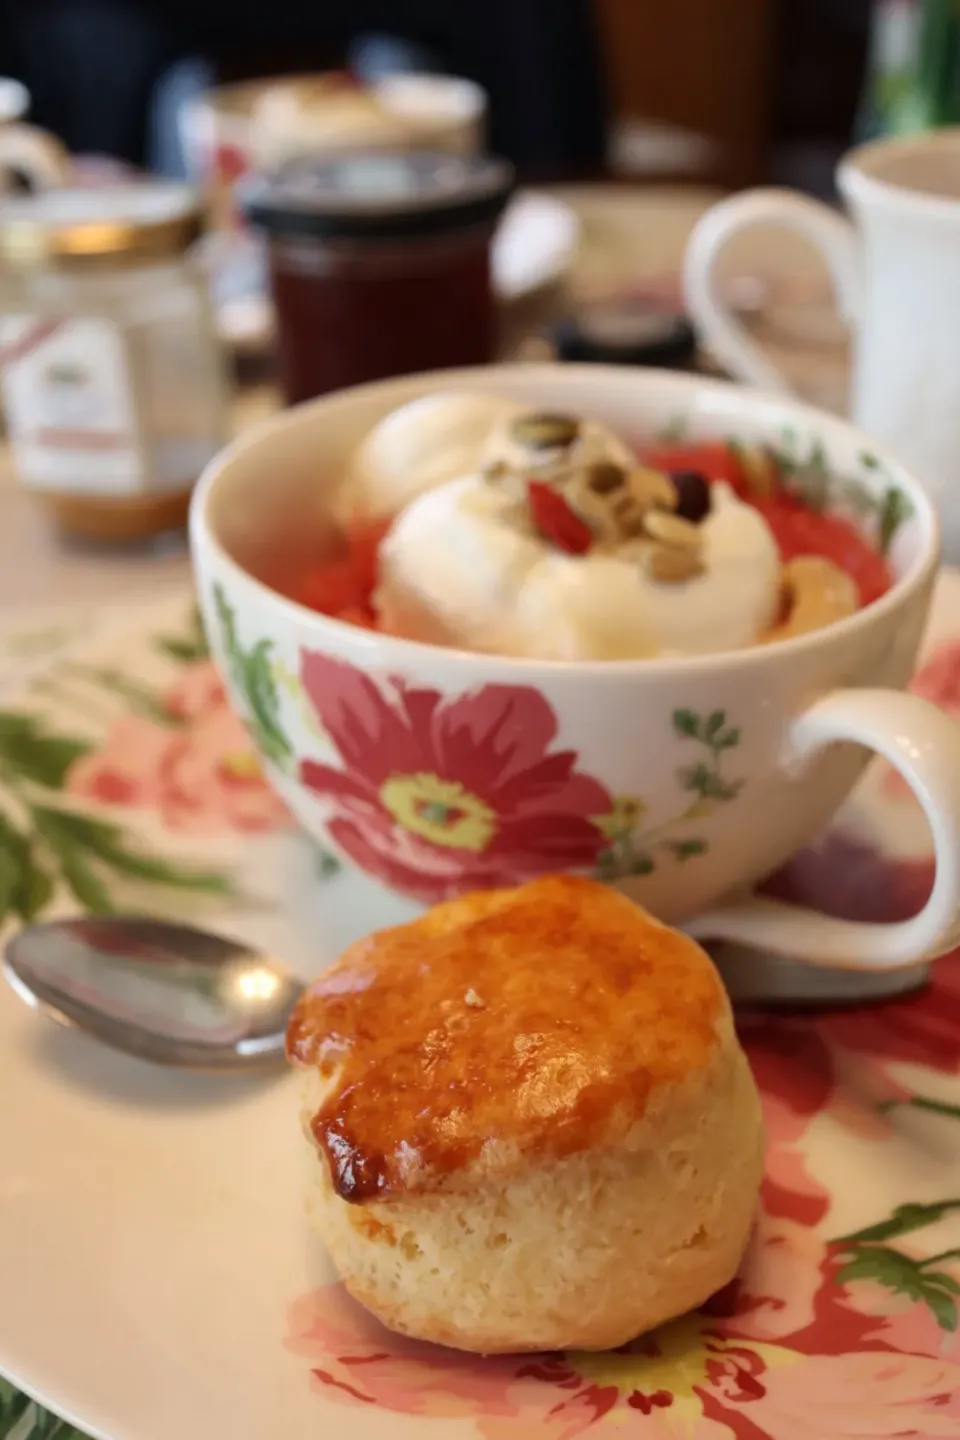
[287,875,725,1204]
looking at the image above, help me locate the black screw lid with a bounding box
[241,150,515,242]
[553,299,697,370]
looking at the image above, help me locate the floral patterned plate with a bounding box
[2,582,960,1440]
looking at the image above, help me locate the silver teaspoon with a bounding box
[3,916,305,1070]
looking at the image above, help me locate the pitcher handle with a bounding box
[683,188,861,394]
[0,123,70,191]
[685,689,960,970]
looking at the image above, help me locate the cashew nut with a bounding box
[763,556,859,642]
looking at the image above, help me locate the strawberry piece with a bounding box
[294,518,391,620]
[752,496,892,607]
[639,442,759,498]
[336,604,378,629]
[526,479,593,555]
[296,554,364,615]
[345,518,391,595]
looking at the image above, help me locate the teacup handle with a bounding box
[0,123,70,191]
[685,689,960,970]
[683,188,861,394]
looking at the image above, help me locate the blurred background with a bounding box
[5,0,952,193]
[0,0,886,192]
[0,0,956,560]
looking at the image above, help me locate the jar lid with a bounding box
[241,150,515,241]
[552,299,697,370]
[0,183,203,266]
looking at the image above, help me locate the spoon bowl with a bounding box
[3,916,305,1070]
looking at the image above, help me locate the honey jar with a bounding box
[0,183,229,543]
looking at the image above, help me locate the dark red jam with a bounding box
[243,151,514,403]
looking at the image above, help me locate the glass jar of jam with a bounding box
[242,151,514,403]
[0,183,229,545]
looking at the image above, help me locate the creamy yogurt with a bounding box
[340,393,524,522]
[376,476,782,660]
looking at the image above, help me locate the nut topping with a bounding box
[644,509,702,549]
[762,556,857,642]
[613,497,653,539]
[586,461,627,495]
[646,542,706,584]
[630,466,679,511]
[480,413,712,581]
[738,445,779,498]
[509,411,581,451]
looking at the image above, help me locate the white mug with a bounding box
[191,363,960,992]
[0,78,69,193]
[683,129,960,564]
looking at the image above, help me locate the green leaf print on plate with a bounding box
[595,708,744,880]
[829,1104,960,1333]
[0,784,233,927]
[881,1094,960,1122]
[0,813,53,923]
[29,806,230,917]
[832,1187,960,1330]
[835,1246,960,1332]
[0,711,89,789]
[213,585,292,769]
[153,605,209,664]
[0,604,259,929]
[0,1376,87,1440]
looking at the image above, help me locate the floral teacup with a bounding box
[190,364,960,976]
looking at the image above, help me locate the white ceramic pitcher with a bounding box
[684,128,960,563]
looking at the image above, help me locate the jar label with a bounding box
[0,316,143,494]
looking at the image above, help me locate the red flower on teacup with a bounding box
[297,651,611,903]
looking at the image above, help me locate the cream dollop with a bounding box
[376,478,782,660]
[338,393,635,524]
[339,393,524,522]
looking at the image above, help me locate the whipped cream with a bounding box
[339,393,636,523]
[377,477,782,660]
[339,393,523,522]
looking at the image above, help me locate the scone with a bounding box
[287,875,764,1354]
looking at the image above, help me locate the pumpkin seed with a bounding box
[586,461,627,494]
[644,509,702,548]
[646,542,705,583]
[510,411,581,450]
[629,466,677,511]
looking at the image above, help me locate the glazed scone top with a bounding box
[287,876,726,1203]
